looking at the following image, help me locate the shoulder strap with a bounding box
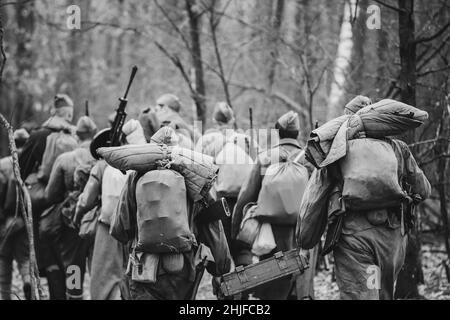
[293,150,306,163]
[277,141,302,150]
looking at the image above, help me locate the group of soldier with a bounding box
[0,91,430,300]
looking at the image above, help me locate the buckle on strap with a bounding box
[274,252,287,270]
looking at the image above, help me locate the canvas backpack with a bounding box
[134,169,196,253]
[100,165,129,226]
[195,131,227,158]
[38,130,78,182]
[214,134,255,198]
[256,149,309,225]
[339,138,407,210]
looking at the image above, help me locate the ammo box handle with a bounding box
[274,252,287,270]
[236,265,249,283]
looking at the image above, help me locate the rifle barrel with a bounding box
[123,66,138,100]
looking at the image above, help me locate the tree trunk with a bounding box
[395,0,423,300]
[14,0,35,129]
[347,0,368,95]
[186,0,207,126]
[267,0,285,92]
[326,0,357,120]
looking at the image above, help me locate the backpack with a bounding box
[339,138,406,210]
[38,131,78,182]
[135,169,196,253]
[256,150,309,225]
[100,165,129,226]
[195,131,227,158]
[177,131,194,150]
[214,135,255,198]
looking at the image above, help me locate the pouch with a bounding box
[127,252,160,284]
[161,253,185,274]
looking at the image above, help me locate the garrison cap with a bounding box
[277,111,300,132]
[156,94,182,113]
[54,94,74,109]
[76,116,97,134]
[213,102,234,124]
[344,95,372,115]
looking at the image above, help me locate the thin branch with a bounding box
[415,21,450,45]
[0,0,34,9]
[229,81,309,119]
[409,137,450,148]
[417,34,450,72]
[420,154,450,167]
[372,0,404,13]
[153,40,195,95]
[417,65,450,78]
[154,0,192,52]
[207,0,233,111]
[0,13,6,84]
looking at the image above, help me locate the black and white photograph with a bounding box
[0,0,449,307]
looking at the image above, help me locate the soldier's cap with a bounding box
[54,93,74,109]
[156,94,182,113]
[13,128,30,142]
[213,102,234,124]
[150,126,179,146]
[277,111,300,132]
[344,95,372,115]
[76,116,97,134]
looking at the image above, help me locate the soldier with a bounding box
[18,94,78,300]
[44,115,97,300]
[155,93,201,144]
[331,97,431,300]
[232,111,315,300]
[0,129,31,300]
[156,93,182,113]
[19,94,77,180]
[195,102,235,158]
[111,127,233,300]
[74,120,145,300]
[298,95,431,300]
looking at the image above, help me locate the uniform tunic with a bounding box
[75,160,127,300]
[332,139,431,300]
[45,141,94,299]
[232,138,316,300]
[112,172,232,300]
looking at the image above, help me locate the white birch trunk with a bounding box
[326,0,358,120]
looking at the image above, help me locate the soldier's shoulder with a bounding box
[257,149,273,166]
[0,156,13,173]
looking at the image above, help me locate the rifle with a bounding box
[90,66,139,159]
[85,100,89,117]
[249,107,257,159]
[186,244,214,300]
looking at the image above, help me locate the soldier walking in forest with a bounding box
[298,96,432,300]
[0,129,31,300]
[108,126,233,300]
[44,115,97,300]
[232,111,316,300]
[17,94,78,300]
